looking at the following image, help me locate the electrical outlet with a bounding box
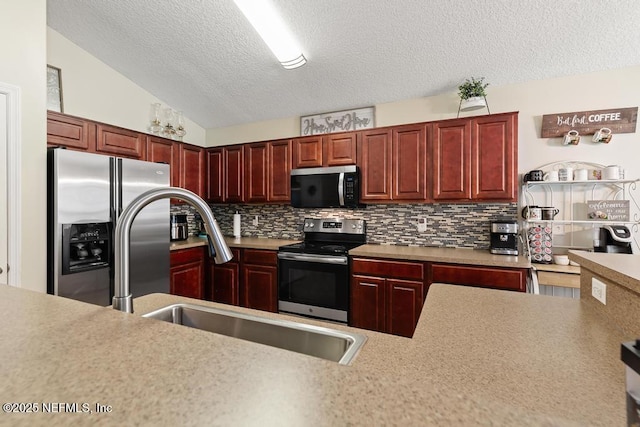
[552,224,565,235]
[252,215,259,226]
[591,277,607,305]
[417,217,427,232]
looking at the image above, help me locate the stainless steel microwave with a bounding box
[290,165,361,208]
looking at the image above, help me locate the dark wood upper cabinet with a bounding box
[392,123,428,201]
[268,139,292,202]
[47,111,517,206]
[358,128,392,201]
[180,144,205,198]
[146,136,180,188]
[244,142,269,203]
[323,132,358,166]
[432,119,472,200]
[206,148,224,202]
[47,111,96,151]
[292,135,323,168]
[471,113,517,201]
[96,123,145,159]
[431,112,517,202]
[224,145,244,203]
[292,133,358,169]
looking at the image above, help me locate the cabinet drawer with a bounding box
[537,271,580,289]
[352,258,424,281]
[242,249,277,266]
[171,247,205,266]
[431,263,526,292]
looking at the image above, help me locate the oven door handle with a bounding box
[278,252,348,265]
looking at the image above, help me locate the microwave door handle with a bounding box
[338,172,345,206]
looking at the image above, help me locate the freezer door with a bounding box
[48,149,111,305]
[117,158,170,298]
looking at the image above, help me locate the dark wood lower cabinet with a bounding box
[206,248,277,313]
[170,247,205,299]
[208,248,240,305]
[241,249,278,312]
[351,258,425,338]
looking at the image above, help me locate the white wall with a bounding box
[0,1,47,292]
[47,28,207,147]
[207,66,640,177]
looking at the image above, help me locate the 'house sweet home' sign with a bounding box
[301,107,375,136]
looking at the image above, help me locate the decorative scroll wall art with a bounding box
[301,106,374,136]
[47,65,63,113]
[541,107,637,138]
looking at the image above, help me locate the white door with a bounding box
[0,93,7,285]
[0,82,20,287]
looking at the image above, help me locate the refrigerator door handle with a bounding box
[112,157,122,221]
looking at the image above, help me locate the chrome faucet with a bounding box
[112,187,233,313]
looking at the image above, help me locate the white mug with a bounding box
[544,171,559,181]
[558,167,574,181]
[589,169,602,180]
[563,130,580,146]
[603,165,620,180]
[573,169,588,181]
[592,127,612,143]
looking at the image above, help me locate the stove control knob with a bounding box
[352,224,356,229]
[308,223,314,228]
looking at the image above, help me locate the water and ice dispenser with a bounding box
[61,222,111,275]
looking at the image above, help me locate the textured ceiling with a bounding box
[47,0,640,129]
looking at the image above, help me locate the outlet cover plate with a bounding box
[591,277,607,305]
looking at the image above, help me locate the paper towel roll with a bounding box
[233,212,241,238]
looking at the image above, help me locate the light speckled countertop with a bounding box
[170,236,301,251]
[172,236,531,269]
[569,250,640,294]
[0,282,628,426]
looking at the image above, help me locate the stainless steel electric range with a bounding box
[277,218,366,323]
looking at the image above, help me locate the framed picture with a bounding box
[47,65,63,113]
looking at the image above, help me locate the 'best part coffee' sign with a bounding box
[541,107,638,138]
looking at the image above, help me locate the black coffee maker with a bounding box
[490,220,519,255]
[594,225,633,254]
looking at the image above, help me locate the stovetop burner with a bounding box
[278,218,367,256]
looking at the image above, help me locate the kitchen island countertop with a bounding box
[0,280,628,426]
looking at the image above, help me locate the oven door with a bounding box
[277,252,349,323]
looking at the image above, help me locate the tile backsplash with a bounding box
[171,202,517,249]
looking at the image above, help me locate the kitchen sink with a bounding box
[142,303,367,365]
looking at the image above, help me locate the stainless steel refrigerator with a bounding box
[47,148,170,306]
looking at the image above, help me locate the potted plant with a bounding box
[458,77,489,111]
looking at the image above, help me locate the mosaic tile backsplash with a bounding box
[171,202,517,249]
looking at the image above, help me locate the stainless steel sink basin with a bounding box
[142,303,367,365]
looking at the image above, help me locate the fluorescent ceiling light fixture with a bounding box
[234,0,307,69]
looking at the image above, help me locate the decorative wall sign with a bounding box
[541,107,637,138]
[587,200,630,221]
[47,65,63,113]
[301,107,374,136]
